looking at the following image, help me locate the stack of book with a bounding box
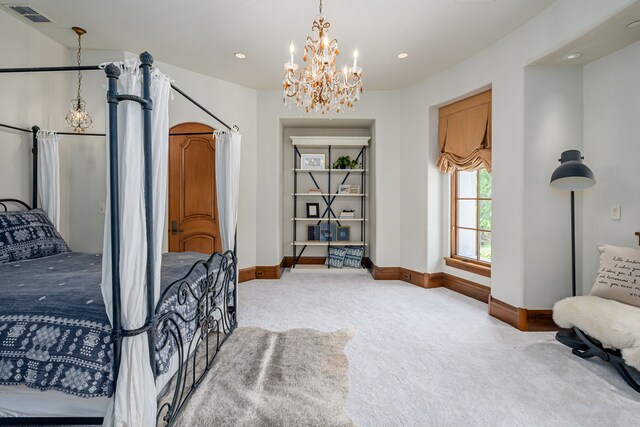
[308,188,322,194]
[339,209,355,219]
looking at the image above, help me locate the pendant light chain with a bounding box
[319,0,323,14]
[76,31,82,106]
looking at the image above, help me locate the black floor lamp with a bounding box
[549,150,596,297]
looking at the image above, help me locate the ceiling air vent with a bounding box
[5,5,54,23]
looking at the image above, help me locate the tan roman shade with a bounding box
[437,90,492,173]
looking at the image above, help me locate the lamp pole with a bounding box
[549,150,596,298]
[570,190,576,297]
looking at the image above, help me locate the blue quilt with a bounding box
[0,251,226,398]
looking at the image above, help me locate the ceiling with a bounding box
[1,0,555,90]
[534,1,640,66]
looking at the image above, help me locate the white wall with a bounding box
[523,66,583,308]
[256,91,401,267]
[397,0,634,308]
[63,50,258,268]
[0,10,71,239]
[582,40,640,294]
[3,0,638,310]
[67,50,126,253]
[157,59,258,269]
[0,13,258,269]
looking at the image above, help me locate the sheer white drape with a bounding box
[214,130,241,252]
[36,131,60,228]
[100,60,171,427]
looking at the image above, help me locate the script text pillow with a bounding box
[0,209,70,264]
[589,244,640,308]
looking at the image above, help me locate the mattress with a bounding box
[0,251,228,403]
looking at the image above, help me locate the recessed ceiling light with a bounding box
[234,52,246,59]
[563,52,581,61]
[397,52,409,59]
[627,20,640,28]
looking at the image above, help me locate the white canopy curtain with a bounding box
[100,59,171,427]
[36,130,60,228]
[213,130,241,253]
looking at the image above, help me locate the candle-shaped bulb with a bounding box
[323,36,329,63]
[289,42,295,66]
[353,49,359,70]
[343,65,348,75]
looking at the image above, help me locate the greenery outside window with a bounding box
[451,168,491,267]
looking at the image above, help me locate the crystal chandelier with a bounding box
[65,27,93,133]
[283,0,363,114]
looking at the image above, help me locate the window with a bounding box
[451,168,491,265]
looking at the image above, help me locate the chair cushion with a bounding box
[0,209,70,264]
[589,244,640,308]
[553,295,640,370]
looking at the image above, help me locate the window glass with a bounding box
[457,171,477,198]
[458,200,477,229]
[453,168,491,264]
[457,228,477,259]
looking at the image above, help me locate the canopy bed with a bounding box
[0,52,241,426]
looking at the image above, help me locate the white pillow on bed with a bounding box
[589,244,640,308]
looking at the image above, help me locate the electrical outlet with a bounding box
[611,204,621,220]
[98,202,106,215]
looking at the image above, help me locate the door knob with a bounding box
[171,220,183,235]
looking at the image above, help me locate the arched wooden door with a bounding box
[168,122,222,254]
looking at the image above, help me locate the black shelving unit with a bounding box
[291,136,369,270]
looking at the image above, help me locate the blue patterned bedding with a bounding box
[0,251,225,398]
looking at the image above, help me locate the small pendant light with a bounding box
[65,27,93,133]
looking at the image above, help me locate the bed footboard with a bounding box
[154,250,237,426]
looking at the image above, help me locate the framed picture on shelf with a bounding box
[337,226,350,241]
[349,185,361,194]
[338,184,351,194]
[320,223,337,242]
[307,225,320,241]
[306,202,320,218]
[301,154,325,170]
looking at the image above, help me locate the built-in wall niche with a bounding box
[285,134,371,270]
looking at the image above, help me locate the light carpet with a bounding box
[238,271,639,427]
[175,326,356,427]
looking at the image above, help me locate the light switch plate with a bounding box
[611,204,621,220]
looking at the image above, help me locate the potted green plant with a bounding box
[332,156,359,169]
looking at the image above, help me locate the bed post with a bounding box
[139,51,157,378]
[31,126,39,209]
[234,229,238,321]
[105,63,123,388]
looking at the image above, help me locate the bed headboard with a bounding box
[0,199,32,212]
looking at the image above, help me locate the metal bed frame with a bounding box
[0,52,238,426]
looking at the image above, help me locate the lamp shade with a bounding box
[550,150,596,191]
